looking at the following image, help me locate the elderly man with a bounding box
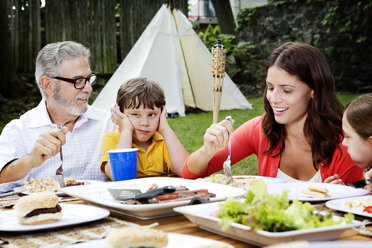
[0,41,114,192]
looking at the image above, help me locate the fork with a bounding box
[55,124,65,188]
[223,116,233,184]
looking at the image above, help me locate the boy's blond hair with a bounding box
[116,78,165,112]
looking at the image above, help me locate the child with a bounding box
[100,78,188,179]
[324,93,372,185]
[342,93,372,183]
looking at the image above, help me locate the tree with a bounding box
[0,0,20,100]
[211,0,236,35]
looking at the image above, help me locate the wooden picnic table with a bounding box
[0,191,371,247]
[108,204,372,247]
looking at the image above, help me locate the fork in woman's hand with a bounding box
[223,116,233,184]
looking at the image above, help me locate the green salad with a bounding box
[218,180,354,232]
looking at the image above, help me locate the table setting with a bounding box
[1,173,371,248]
[1,41,371,248]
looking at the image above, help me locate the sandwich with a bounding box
[14,192,62,225]
[106,226,168,248]
[300,185,330,198]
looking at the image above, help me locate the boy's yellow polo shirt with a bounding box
[100,130,171,177]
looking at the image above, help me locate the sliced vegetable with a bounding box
[363,206,372,213]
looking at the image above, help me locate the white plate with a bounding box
[0,204,109,232]
[14,180,104,196]
[199,175,284,190]
[14,186,66,196]
[173,201,362,246]
[65,233,233,248]
[266,182,368,202]
[325,195,372,218]
[61,177,246,219]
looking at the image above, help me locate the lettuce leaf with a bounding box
[217,180,354,232]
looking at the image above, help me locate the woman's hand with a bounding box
[111,105,133,133]
[202,118,235,157]
[324,174,344,184]
[185,118,235,175]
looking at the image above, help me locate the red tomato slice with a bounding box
[363,206,372,213]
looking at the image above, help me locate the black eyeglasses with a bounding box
[52,73,97,89]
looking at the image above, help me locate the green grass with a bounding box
[0,93,360,176]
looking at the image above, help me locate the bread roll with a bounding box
[14,192,62,225]
[106,226,168,248]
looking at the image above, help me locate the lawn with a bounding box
[0,93,360,176]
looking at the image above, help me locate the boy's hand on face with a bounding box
[111,105,133,133]
[158,106,170,134]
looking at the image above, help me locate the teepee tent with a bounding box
[93,4,252,117]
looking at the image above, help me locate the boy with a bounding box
[100,78,188,179]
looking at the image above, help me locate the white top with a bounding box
[276,168,322,183]
[0,101,115,192]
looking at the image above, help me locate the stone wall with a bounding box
[232,0,372,96]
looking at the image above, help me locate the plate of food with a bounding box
[325,196,372,219]
[61,177,246,219]
[199,174,284,189]
[174,181,361,246]
[14,178,103,196]
[0,193,109,232]
[266,182,368,202]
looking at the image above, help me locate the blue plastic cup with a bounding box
[108,148,138,181]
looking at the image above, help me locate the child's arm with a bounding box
[365,168,372,179]
[103,106,134,179]
[158,107,188,176]
[111,105,133,149]
[324,174,344,184]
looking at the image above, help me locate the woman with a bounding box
[183,42,363,184]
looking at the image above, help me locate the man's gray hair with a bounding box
[34,41,91,100]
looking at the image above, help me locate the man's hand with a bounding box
[29,126,68,168]
[0,126,69,183]
[111,105,133,133]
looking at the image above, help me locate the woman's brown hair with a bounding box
[116,78,165,112]
[262,42,344,169]
[345,93,372,139]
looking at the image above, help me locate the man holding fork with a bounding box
[0,41,114,192]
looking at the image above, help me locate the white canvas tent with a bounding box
[93,4,252,117]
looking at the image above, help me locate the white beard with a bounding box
[54,84,90,115]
